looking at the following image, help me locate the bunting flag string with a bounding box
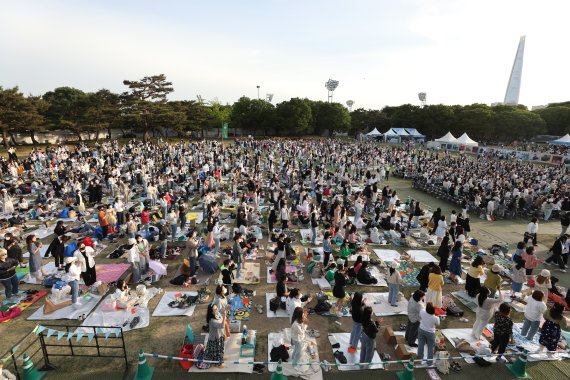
[32,324,121,343]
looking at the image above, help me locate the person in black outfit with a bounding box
[416,262,435,292]
[430,208,442,234]
[268,209,277,233]
[359,306,383,368]
[545,234,568,271]
[276,274,290,298]
[78,243,97,286]
[437,234,451,272]
[54,221,67,237]
[45,235,69,269]
[356,262,378,285]
[333,264,347,316]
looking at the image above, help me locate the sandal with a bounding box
[333,350,347,364]
[256,304,263,314]
[307,329,320,338]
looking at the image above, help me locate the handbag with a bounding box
[269,296,280,312]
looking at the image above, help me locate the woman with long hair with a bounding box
[359,306,382,368]
[211,285,230,340]
[204,303,226,367]
[405,290,425,347]
[290,307,308,365]
[425,265,444,308]
[539,303,568,353]
[348,292,365,353]
[437,234,451,273]
[417,302,440,366]
[472,286,502,340]
[465,256,485,298]
[448,241,463,283]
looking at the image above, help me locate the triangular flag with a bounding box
[57,331,66,340]
[87,333,95,342]
[37,326,46,335]
[67,331,75,341]
[47,329,55,338]
[104,330,112,339]
[96,328,103,334]
[76,332,84,342]
[33,325,39,334]
[114,328,121,338]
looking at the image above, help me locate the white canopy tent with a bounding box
[550,134,570,146]
[435,132,457,143]
[366,128,382,137]
[456,133,478,146]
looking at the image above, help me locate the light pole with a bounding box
[346,100,354,111]
[256,85,260,100]
[325,79,339,103]
[418,92,427,107]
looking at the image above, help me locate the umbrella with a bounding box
[149,260,167,276]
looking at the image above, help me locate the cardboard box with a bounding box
[383,326,396,345]
[395,344,411,360]
[395,335,406,345]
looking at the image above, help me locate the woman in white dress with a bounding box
[435,216,447,244]
[2,189,14,215]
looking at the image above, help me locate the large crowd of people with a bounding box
[0,137,569,373]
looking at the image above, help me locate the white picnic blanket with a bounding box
[356,267,387,287]
[406,250,438,263]
[152,291,197,317]
[188,333,254,373]
[268,329,323,380]
[265,293,288,318]
[366,292,408,316]
[373,249,400,262]
[27,295,102,321]
[328,333,383,370]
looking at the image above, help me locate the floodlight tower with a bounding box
[325,79,339,103]
[418,92,427,107]
[266,94,274,103]
[346,100,354,111]
[256,85,260,100]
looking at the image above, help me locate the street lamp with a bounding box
[346,100,354,111]
[266,93,274,103]
[325,79,339,103]
[418,92,427,107]
[256,85,260,100]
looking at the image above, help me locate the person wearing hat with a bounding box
[63,256,82,307]
[483,264,503,298]
[126,238,141,284]
[387,261,402,307]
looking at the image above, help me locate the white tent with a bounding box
[366,128,382,136]
[435,132,457,143]
[550,134,570,146]
[456,133,478,146]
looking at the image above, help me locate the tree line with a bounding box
[1,73,569,147]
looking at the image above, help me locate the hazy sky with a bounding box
[1,0,568,109]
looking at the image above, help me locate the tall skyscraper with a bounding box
[504,36,526,105]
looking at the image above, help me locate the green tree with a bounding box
[493,105,546,141]
[230,96,275,136]
[0,87,45,148]
[275,98,313,135]
[84,89,121,140]
[420,105,456,139]
[389,104,423,131]
[207,100,232,137]
[311,101,351,136]
[533,106,570,135]
[349,108,390,137]
[25,95,48,145]
[121,74,174,141]
[167,100,212,137]
[455,104,495,141]
[43,87,89,140]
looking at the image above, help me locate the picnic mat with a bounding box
[399,263,420,287]
[268,329,323,380]
[365,292,409,317]
[328,333,383,370]
[312,277,331,290]
[373,249,401,262]
[187,332,254,373]
[27,294,102,320]
[406,249,438,263]
[95,263,130,284]
[0,290,47,317]
[356,267,387,287]
[267,265,298,284]
[230,262,260,285]
[265,293,288,318]
[152,291,197,317]
[319,292,351,317]
[451,290,479,312]
[440,328,492,364]
[228,294,251,321]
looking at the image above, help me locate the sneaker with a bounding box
[409,343,418,348]
[347,346,357,353]
[72,302,82,308]
[497,356,507,363]
[560,269,567,273]
[544,262,553,266]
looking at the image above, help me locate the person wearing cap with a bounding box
[483,264,503,298]
[387,261,402,307]
[0,248,20,300]
[126,237,141,284]
[63,256,82,306]
[73,242,97,286]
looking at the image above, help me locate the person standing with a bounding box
[437,235,451,273]
[522,245,542,277]
[348,292,364,353]
[280,203,290,230]
[416,262,434,293]
[136,235,150,275]
[426,265,444,308]
[4,233,25,268]
[545,235,567,272]
[483,264,503,298]
[359,306,382,369]
[322,232,333,267]
[448,241,463,283]
[231,234,244,279]
[211,219,223,256]
[63,256,82,307]
[167,207,178,242]
[310,208,319,246]
[203,304,226,368]
[520,290,547,340]
[490,303,513,362]
[0,249,19,300]
[126,238,141,284]
[26,235,44,281]
[290,307,308,365]
[125,214,138,239]
[98,206,109,239]
[184,230,199,277]
[387,262,402,307]
[74,242,97,286]
[211,285,230,340]
[417,302,440,366]
[465,256,485,298]
[523,217,539,246]
[333,264,348,316]
[472,287,503,340]
[405,290,425,347]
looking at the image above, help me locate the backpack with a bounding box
[269,296,280,312]
[193,343,210,369]
[270,345,290,362]
[170,274,189,286]
[314,299,332,314]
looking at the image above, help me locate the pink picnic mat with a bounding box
[270,265,298,282]
[95,263,130,283]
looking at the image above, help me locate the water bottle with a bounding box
[242,325,248,344]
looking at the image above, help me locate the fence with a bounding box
[0,324,128,380]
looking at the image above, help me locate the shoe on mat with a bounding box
[347,346,357,353]
[334,350,347,364]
